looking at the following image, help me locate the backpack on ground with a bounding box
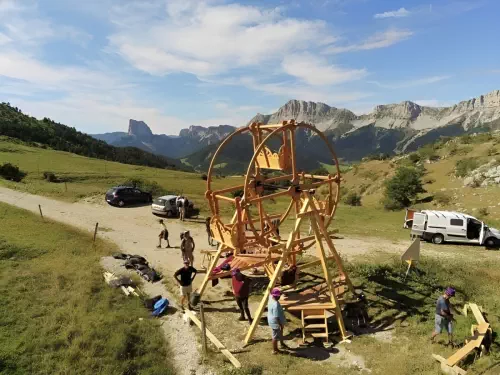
[152,298,169,317]
[144,295,162,311]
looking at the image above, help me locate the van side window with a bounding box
[450,219,464,226]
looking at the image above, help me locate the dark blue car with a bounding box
[105,186,152,207]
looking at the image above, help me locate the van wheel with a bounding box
[485,237,497,248]
[432,234,444,245]
[118,200,125,207]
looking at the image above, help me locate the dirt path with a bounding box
[0,187,495,373]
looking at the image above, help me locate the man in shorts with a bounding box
[267,288,289,354]
[174,260,197,311]
[157,219,170,248]
[431,287,456,345]
[181,230,195,265]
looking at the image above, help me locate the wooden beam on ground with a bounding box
[432,354,467,375]
[184,310,241,368]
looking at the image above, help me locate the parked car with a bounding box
[105,186,152,207]
[151,195,198,217]
[151,195,179,217]
[405,209,500,248]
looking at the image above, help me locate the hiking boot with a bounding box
[238,316,246,321]
[156,245,161,248]
[248,318,254,325]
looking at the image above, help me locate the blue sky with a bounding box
[0,0,499,135]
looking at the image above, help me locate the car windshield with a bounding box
[154,198,166,205]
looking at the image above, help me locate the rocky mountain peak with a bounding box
[453,89,500,111]
[128,119,153,139]
[373,101,422,119]
[276,99,336,119]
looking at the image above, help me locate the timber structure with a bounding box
[198,120,356,344]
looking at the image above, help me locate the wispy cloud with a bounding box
[282,53,367,86]
[374,8,410,19]
[323,29,413,54]
[367,75,450,89]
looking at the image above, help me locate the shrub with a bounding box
[455,158,479,177]
[382,166,425,210]
[231,189,244,198]
[408,153,420,164]
[418,146,439,162]
[433,192,451,205]
[0,163,26,182]
[344,192,362,206]
[478,207,489,217]
[201,174,208,181]
[43,171,58,182]
[460,134,472,144]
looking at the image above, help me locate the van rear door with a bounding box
[479,221,485,245]
[411,213,427,237]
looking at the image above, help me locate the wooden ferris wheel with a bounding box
[198,120,355,344]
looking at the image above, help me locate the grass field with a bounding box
[1,136,499,241]
[0,202,173,375]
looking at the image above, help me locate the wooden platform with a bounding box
[281,277,347,311]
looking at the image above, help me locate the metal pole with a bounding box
[38,205,44,220]
[64,181,68,192]
[93,222,99,243]
[200,303,207,357]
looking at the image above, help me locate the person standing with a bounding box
[267,288,288,354]
[176,196,185,221]
[157,219,170,248]
[431,287,456,345]
[174,260,197,311]
[231,268,253,323]
[181,230,195,265]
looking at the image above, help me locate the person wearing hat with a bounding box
[267,287,288,354]
[431,287,456,345]
[174,260,197,311]
[157,219,170,248]
[231,268,253,323]
[181,230,195,265]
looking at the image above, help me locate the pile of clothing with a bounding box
[113,253,162,282]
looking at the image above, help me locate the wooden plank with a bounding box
[184,310,241,368]
[445,338,481,366]
[433,354,467,375]
[469,304,487,325]
[244,198,310,344]
[198,244,226,296]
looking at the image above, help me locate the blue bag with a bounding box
[152,298,169,317]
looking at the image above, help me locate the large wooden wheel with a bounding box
[205,120,341,254]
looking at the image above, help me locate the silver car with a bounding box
[151,195,178,217]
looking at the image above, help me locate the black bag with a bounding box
[144,295,162,311]
[112,253,128,260]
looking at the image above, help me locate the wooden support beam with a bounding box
[244,198,310,344]
[198,244,226,297]
[214,194,237,203]
[310,214,347,340]
[184,310,241,368]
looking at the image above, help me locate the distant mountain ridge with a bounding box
[93,121,236,159]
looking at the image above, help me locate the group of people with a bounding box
[163,218,459,353]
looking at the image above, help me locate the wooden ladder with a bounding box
[301,309,329,343]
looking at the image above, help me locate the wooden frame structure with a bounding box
[197,120,356,344]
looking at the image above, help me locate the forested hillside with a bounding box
[0,103,185,170]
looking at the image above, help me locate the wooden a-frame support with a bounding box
[243,193,354,344]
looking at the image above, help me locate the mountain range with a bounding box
[93,89,500,172]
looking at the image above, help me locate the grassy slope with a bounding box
[0,202,173,375]
[0,137,234,213]
[342,134,500,229]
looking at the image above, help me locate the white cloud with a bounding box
[374,8,410,19]
[282,53,367,85]
[367,75,450,89]
[324,29,413,54]
[0,31,11,44]
[108,1,336,77]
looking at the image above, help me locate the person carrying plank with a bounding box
[431,287,456,345]
[157,219,170,248]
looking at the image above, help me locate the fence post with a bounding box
[64,181,68,192]
[38,205,44,220]
[200,303,207,357]
[93,222,99,243]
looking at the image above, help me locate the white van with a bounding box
[404,209,500,248]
